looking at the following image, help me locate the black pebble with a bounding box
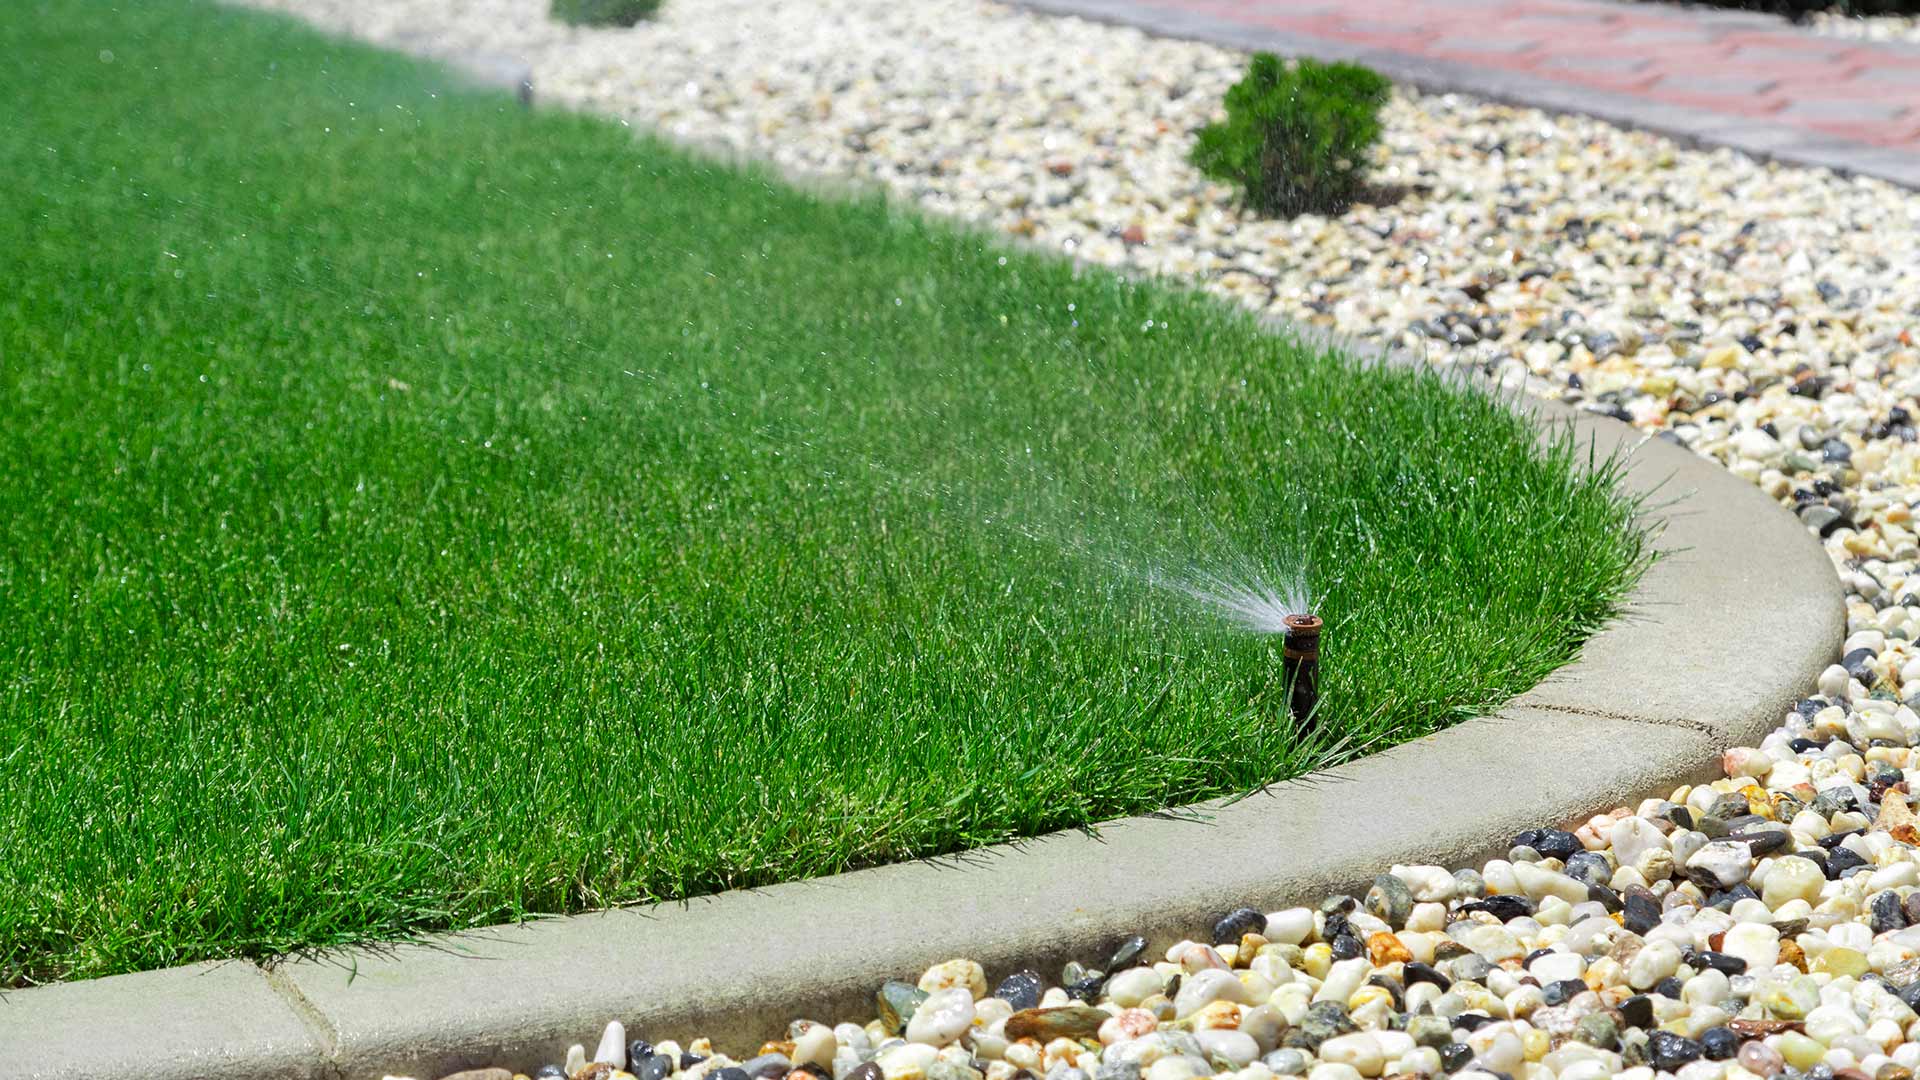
[535,1068,567,1080]
[1694,951,1747,975]
[1543,978,1587,1006]
[1106,935,1149,971]
[995,970,1043,1012]
[1212,907,1265,946]
[1619,994,1655,1028]
[1845,647,1877,682]
[1623,891,1661,935]
[1066,974,1105,1003]
[1700,1027,1738,1061]
[1654,975,1685,999]
[637,1056,672,1080]
[680,1054,709,1072]
[1330,934,1363,960]
[1511,829,1545,850]
[1707,883,1759,911]
[716,1068,752,1080]
[1534,830,1581,860]
[1828,847,1870,878]
[1586,884,1624,913]
[1648,1031,1703,1071]
[629,1042,655,1068]
[1733,830,1790,856]
[1322,911,1350,942]
[1901,982,1920,1012]
[1874,891,1911,934]
[1523,948,1553,966]
[1440,1043,1474,1072]
[1460,895,1535,920]
[1403,962,1451,991]
[1454,1013,1494,1032]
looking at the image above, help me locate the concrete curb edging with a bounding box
[0,357,1842,1080]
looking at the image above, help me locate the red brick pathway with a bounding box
[1017,0,1920,185]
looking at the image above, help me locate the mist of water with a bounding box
[1150,565,1311,635]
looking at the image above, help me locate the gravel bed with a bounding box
[230,0,1920,1076]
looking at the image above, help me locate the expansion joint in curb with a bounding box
[1530,701,1724,741]
[255,962,344,1078]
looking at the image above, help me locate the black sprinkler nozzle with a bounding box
[1282,613,1321,730]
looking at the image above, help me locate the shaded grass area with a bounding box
[0,0,1648,984]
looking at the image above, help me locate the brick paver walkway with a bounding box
[1016,0,1920,186]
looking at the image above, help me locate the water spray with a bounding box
[1282,613,1321,730]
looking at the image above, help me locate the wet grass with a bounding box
[0,0,1648,984]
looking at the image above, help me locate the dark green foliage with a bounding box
[1190,54,1391,219]
[551,0,660,27]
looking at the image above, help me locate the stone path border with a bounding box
[1010,0,1920,188]
[0,340,1842,1079]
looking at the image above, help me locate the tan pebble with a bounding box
[1191,999,1244,1030]
[1367,932,1412,965]
[1780,940,1809,972]
[919,959,988,999]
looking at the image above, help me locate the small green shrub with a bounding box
[1190,54,1391,219]
[551,0,660,27]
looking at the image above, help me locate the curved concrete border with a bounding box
[0,345,1842,1080]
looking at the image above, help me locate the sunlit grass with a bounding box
[0,0,1648,984]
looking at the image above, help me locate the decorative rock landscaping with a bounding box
[221,0,1920,1077]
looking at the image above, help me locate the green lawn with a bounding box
[0,0,1648,985]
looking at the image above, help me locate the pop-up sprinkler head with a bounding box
[1282,613,1321,730]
